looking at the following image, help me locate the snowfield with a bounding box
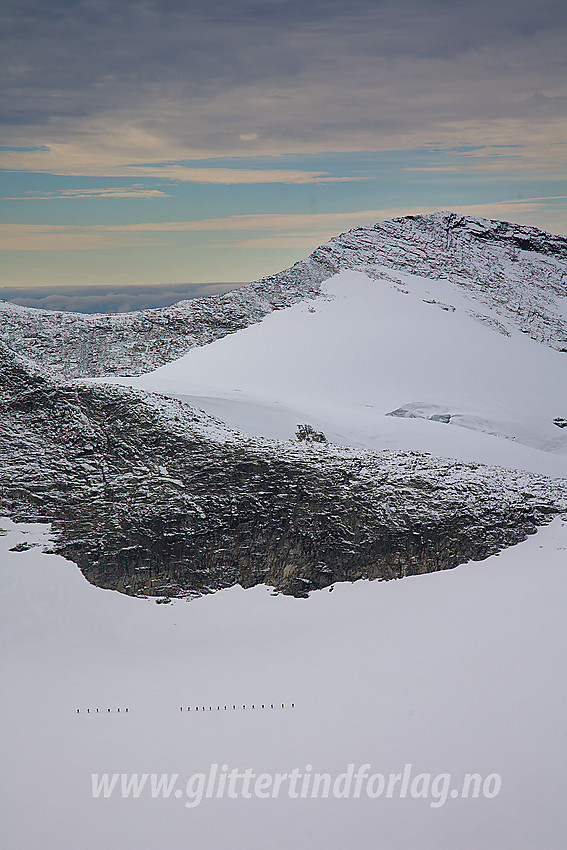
[106,270,567,478]
[1,517,566,849]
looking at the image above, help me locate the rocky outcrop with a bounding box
[0,260,328,379]
[1,344,564,599]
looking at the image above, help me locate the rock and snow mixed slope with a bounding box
[0,212,566,599]
[1,213,567,849]
[1,342,564,598]
[314,213,567,352]
[112,268,567,478]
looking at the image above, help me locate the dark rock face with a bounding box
[1,345,564,599]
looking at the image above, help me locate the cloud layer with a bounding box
[1,1,565,288]
[2,0,566,171]
[0,282,244,313]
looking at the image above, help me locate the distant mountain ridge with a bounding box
[1,212,565,379]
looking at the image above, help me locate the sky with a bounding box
[1,0,566,307]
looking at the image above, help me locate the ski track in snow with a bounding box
[1,517,566,849]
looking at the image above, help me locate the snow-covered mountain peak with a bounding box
[309,212,566,351]
[1,212,566,602]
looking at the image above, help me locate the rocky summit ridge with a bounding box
[1,212,565,381]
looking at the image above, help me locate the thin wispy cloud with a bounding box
[0,153,371,184]
[3,199,565,254]
[5,186,171,200]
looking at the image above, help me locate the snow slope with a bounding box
[1,517,566,850]
[106,270,567,478]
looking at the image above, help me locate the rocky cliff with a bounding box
[0,342,564,598]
